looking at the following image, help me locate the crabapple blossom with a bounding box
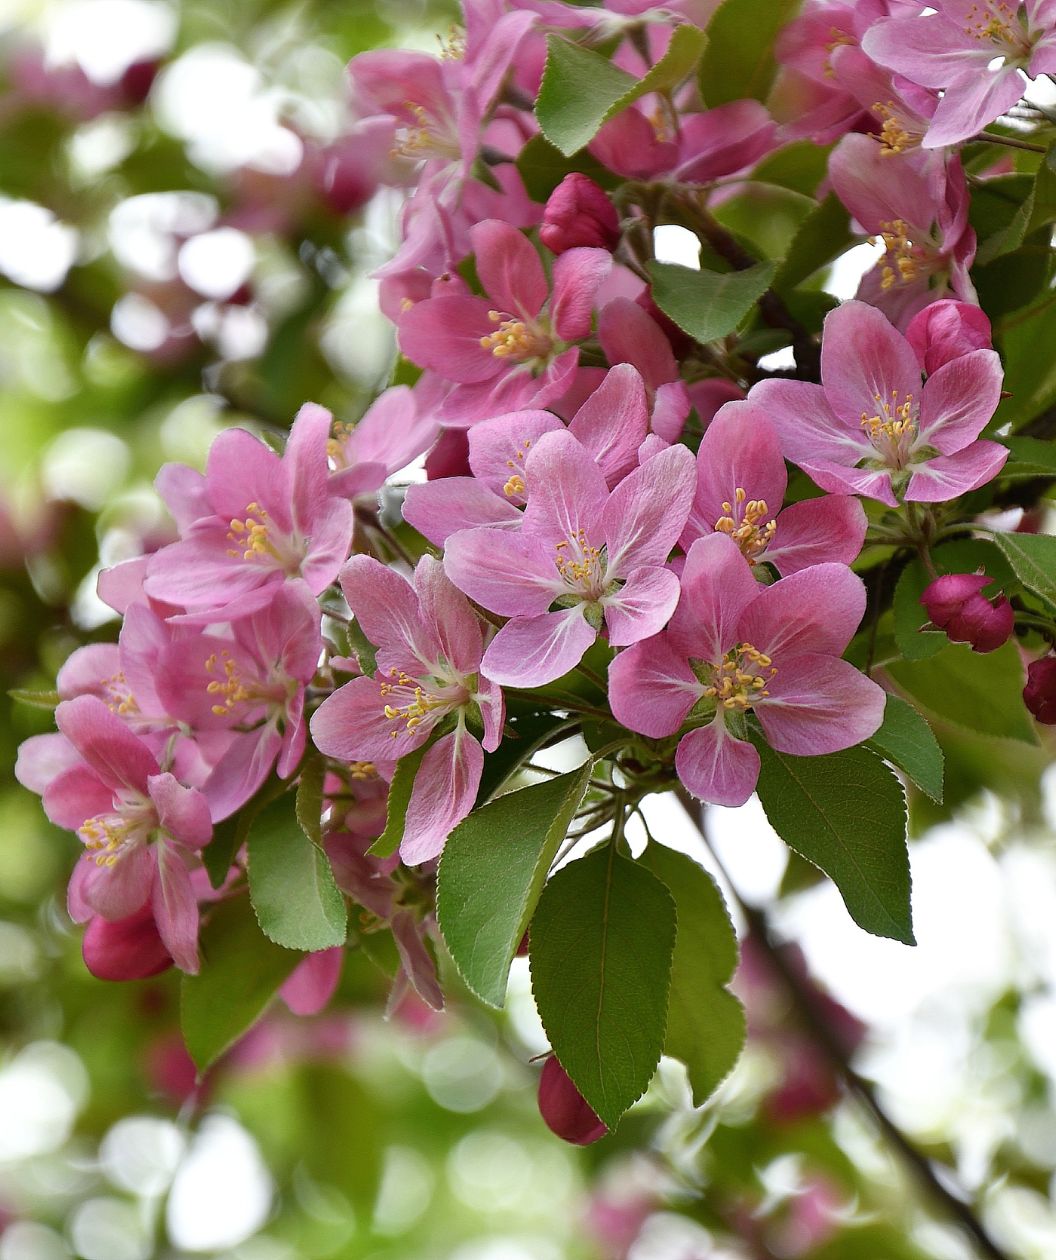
[920,572,1015,652]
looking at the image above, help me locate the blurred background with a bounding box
[5,1,1056,1258]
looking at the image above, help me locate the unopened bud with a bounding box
[537,1055,607,1145]
[540,174,620,255]
[920,571,1013,653]
[82,907,173,981]
[905,300,992,375]
[1024,656,1056,724]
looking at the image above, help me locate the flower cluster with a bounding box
[16,0,1055,1144]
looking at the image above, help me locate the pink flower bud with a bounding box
[537,1055,608,1145]
[905,300,992,375]
[540,174,620,255]
[1024,656,1056,724]
[920,572,1014,653]
[82,907,173,981]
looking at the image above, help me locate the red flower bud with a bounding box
[1024,656,1056,724]
[537,1055,607,1145]
[905,300,991,375]
[919,572,1014,653]
[82,907,173,981]
[540,174,620,255]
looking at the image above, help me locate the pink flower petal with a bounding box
[598,297,678,388]
[568,364,650,488]
[443,527,561,616]
[280,947,344,1015]
[148,773,212,849]
[467,409,564,501]
[737,563,866,660]
[480,607,597,687]
[748,378,871,468]
[601,442,695,574]
[603,565,682,647]
[401,727,483,864]
[765,495,867,576]
[403,477,521,545]
[398,295,500,384]
[917,348,1003,454]
[340,555,438,669]
[413,554,483,676]
[819,300,921,424]
[795,458,899,507]
[904,440,1008,501]
[676,720,760,807]
[521,429,609,549]
[55,695,159,794]
[80,842,155,922]
[310,675,430,763]
[608,635,701,738]
[470,219,548,319]
[921,66,1027,149]
[668,534,759,664]
[43,765,114,830]
[152,843,200,974]
[550,247,612,342]
[756,654,887,755]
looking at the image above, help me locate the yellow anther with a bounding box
[714,487,778,564]
[203,650,252,714]
[872,101,918,155]
[504,474,527,497]
[705,641,778,711]
[554,527,604,592]
[381,672,445,734]
[479,316,552,363]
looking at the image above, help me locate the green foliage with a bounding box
[866,695,944,804]
[774,194,852,290]
[648,259,777,344]
[887,640,1037,745]
[643,843,746,1105]
[181,895,302,1072]
[530,846,677,1128]
[699,0,800,105]
[247,790,347,951]
[514,134,618,202]
[976,153,1056,264]
[751,738,914,945]
[991,531,1056,608]
[437,763,592,1007]
[536,25,707,156]
[8,688,61,711]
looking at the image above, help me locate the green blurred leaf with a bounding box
[751,738,914,944]
[648,260,776,343]
[976,151,1056,264]
[530,847,676,1128]
[437,762,592,1007]
[700,0,800,105]
[181,895,302,1073]
[536,25,707,156]
[642,843,745,1105]
[247,792,347,951]
[774,193,852,289]
[514,134,619,202]
[887,640,1037,744]
[866,694,944,803]
[8,688,60,711]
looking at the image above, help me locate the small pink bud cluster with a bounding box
[540,174,621,255]
[1024,658,1056,725]
[919,572,1014,654]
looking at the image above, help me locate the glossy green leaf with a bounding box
[648,259,776,344]
[991,530,1056,608]
[536,25,707,156]
[752,739,914,945]
[866,694,944,803]
[700,0,800,105]
[438,762,592,1007]
[887,640,1038,745]
[642,844,745,1105]
[181,895,302,1073]
[514,134,617,202]
[530,847,676,1129]
[8,688,60,711]
[247,792,347,951]
[774,193,852,289]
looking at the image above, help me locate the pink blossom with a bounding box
[143,403,353,622]
[862,1,1056,147]
[608,534,886,807]
[328,384,439,499]
[43,696,212,973]
[829,135,976,327]
[750,300,1006,506]
[309,555,503,865]
[444,429,695,687]
[398,219,611,424]
[681,400,867,576]
[82,905,174,981]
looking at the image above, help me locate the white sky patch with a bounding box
[825,239,884,301]
[653,224,700,269]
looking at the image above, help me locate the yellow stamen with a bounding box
[704,643,778,711]
[479,311,553,363]
[713,486,778,565]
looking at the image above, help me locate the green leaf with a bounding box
[8,688,60,711]
[887,639,1037,744]
[991,531,1056,608]
[1002,435,1056,476]
[866,695,944,804]
[474,710,576,805]
[247,793,347,951]
[648,259,776,344]
[514,134,617,203]
[368,741,431,857]
[976,153,1056,264]
[642,844,745,1105]
[700,0,800,105]
[181,896,302,1073]
[773,194,852,290]
[751,739,914,945]
[345,617,378,678]
[892,557,946,661]
[201,774,290,890]
[536,25,707,156]
[530,847,676,1129]
[437,762,592,1007]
